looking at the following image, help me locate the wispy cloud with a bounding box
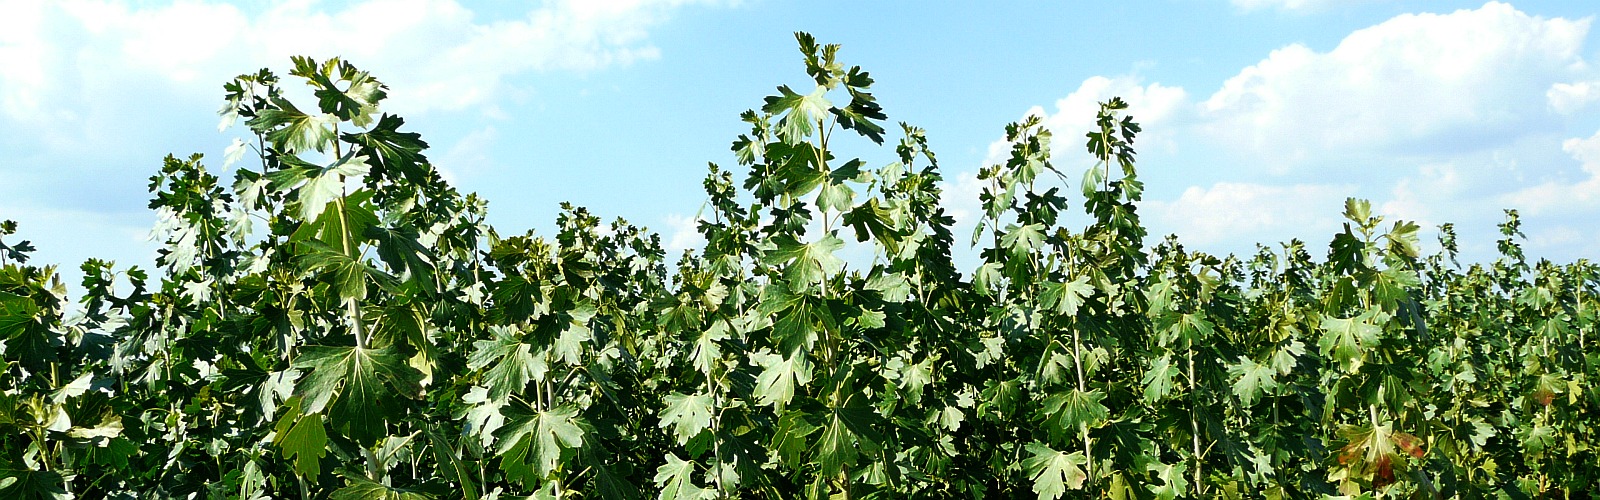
[1144,182,1355,249]
[1229,0,1386,13]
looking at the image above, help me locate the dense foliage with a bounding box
[2,34,1597,499]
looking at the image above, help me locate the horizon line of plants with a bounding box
[2,32,1596,499]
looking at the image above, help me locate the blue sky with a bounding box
[3,0,1598,290]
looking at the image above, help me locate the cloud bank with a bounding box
[959,2,1598,263]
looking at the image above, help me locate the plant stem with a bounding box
[1073,320,1092,481]
[1189,341,1202,495]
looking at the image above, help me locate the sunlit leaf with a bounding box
[1021,443,1088,499]
[292,345,423,444]
[653,453,715,500]
[494,404,585,485]
[658,392,714,445]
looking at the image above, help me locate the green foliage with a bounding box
[1,32,1597,499]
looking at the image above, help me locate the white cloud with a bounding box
[0,0,724,283]
[435,126,501,185]
[1201,1,1591,173]
[1378,162,1464,228]
[939,170,987,235]
[662,213,705,252]
[983,75,1187,167]
[1501,129,1600,215]
[0,0,725,123]
[961,2,1599,264]
[1144,182,1354,248]
[1231,0,1391,13]
[1548,80,1600,114]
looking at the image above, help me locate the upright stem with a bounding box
[1189,342,1202,495]
[335,196,367,350]
[1072,320,1091,481]
[817,119,851,500]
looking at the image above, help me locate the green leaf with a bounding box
[462,386,507,449]
[973,262,1003,296]
[1269,340,1304,375]
[832,88,887,144]
[330,475,432,500]
[864,271,911,303]
[1521,422,1557,456]
[248,96,336,153]
[50,371,93,405]
[937,405,965,432]
[817,181,855,213]
[297,58,386,127]
[292,189,378,253]
[752,351,813,408]
[763,234,846,288]
[1170,312,1215,346]
[1039,389,1109,444]
[343,114,430,184]
[762,85,831,144]
[1145,460,1190,500]
[769,410,820,468]
[494,404,585,485]
[489,274,543,323]
[591,458,642,500]
[1318,312,1381,373]
[1001,223,1045,256]
[366,224,435,281]
[1342,197,1372,225]
[813,394,882,477]
[659,392,714,445]
[689,321,728,375]
[65,414,122,444]
[1142,354,1180,404]
[1371,267,1419,310]
[469,328,541,401]
[653,453,715,500]
[0,291,54,370]
[843,198,897,244]
[1081,163,1106,198]
[272,399,329,478]
[0,469,69,500]
[553,320,592,366]
[897,356,933,403]
[297,154,371,221]
[1227,356,1277,406]
[1384,219,1422,259]
[292,345,424,444]
[426,428,480,500]
[766,287,824,356]
[298,240,395,301]
[1021,443,1088,499]
[1039,277,1094,316]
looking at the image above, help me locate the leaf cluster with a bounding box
[2,33,1597,500]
